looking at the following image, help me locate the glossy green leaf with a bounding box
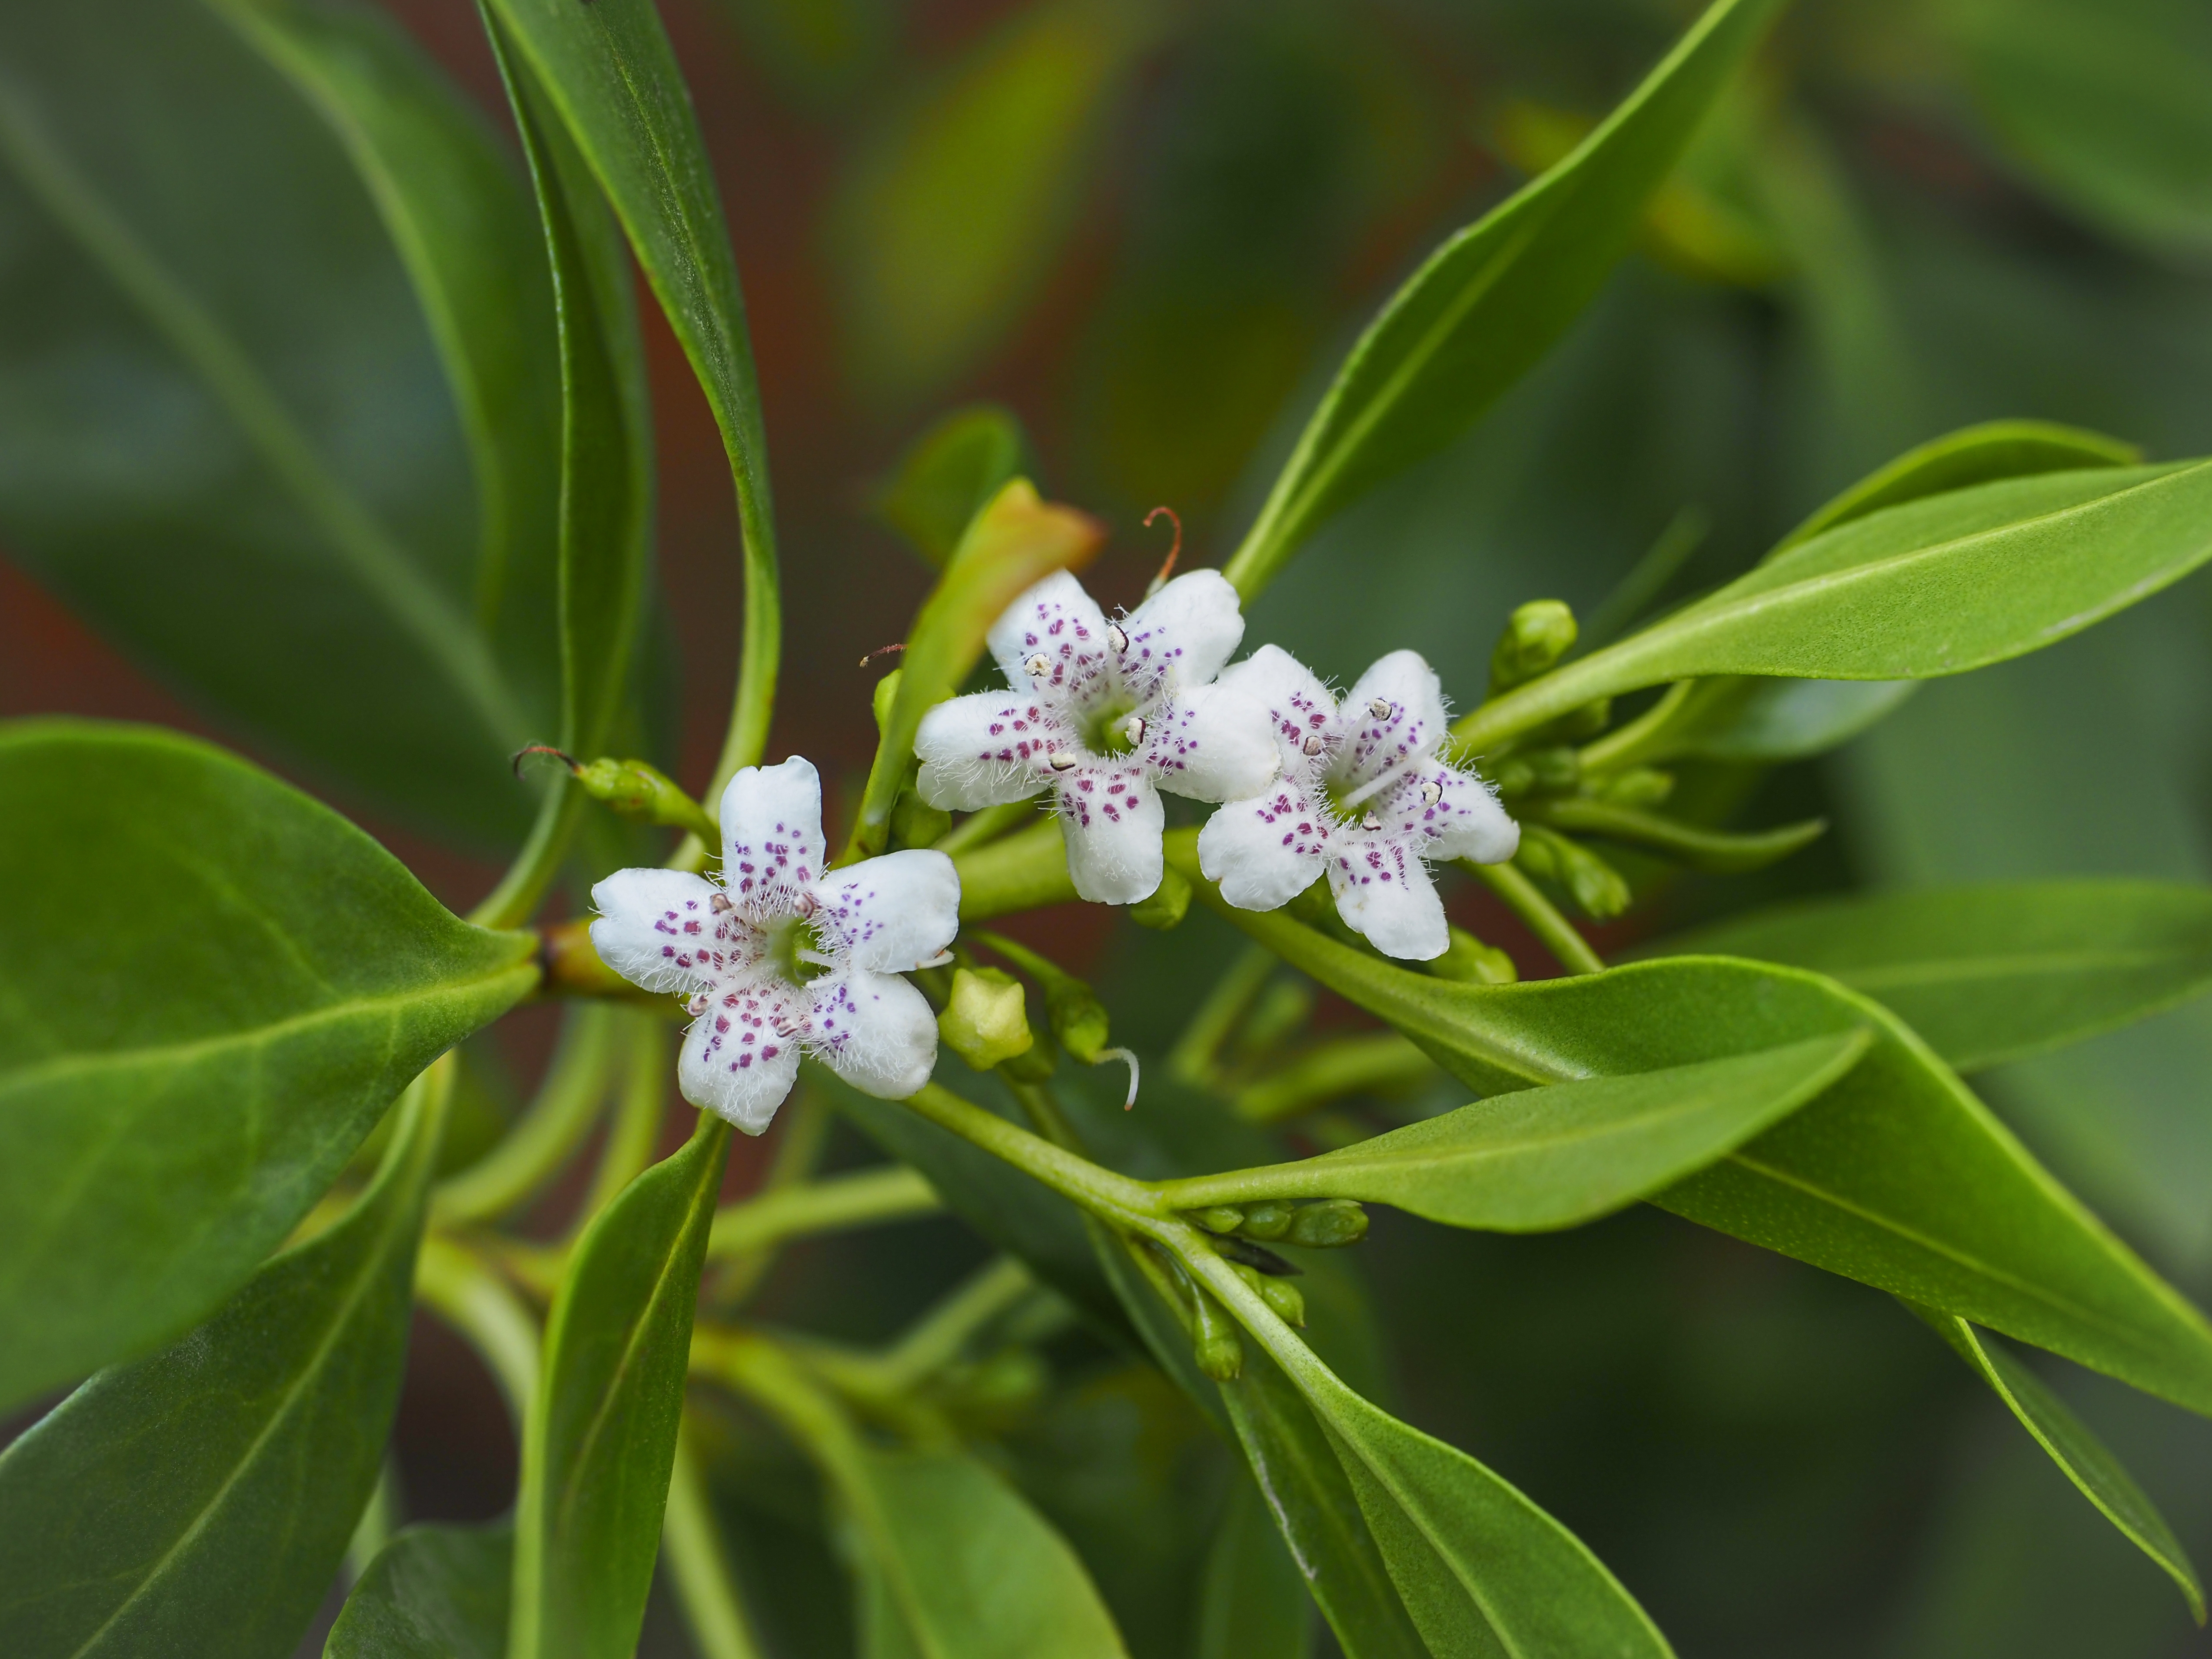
[874,404,1033,569]
[829,0,1161,405]
[1222,0,1784,597]
[0,0,544,841]
[1164,1032,1870,1232]
[476,0,781,779]
[1457,459,2212,753]
[1908,1302,2204,1621]
[510,1110,731,1659]
[327,1520,513,1659]
[0,1065,449,1659]
[1194,1473,1313,1659]
[1660,881,2212,1073]
[1171,838,2212,1417]
[850,479,1103,858]
[0,721,535,1409]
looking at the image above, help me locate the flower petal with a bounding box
[814,849,962,973]
[1216,643,1338,767]
[588,868,724,994]
[1327,834,1450,960]
[1125,569,1246,692]
[1056,766,1164,904]
[1388,763,1520,864]
[1145,683,1280,803]
[811,970,940,1099]
[988,569,1111,693]
[1198,785,1328,911]
[914,690,1063,811]
[679,992,803,1134]
[1341,650,1450,790]
[720,756,828,904]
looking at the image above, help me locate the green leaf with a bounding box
[0,1064,450,1659]
[1221,0,1784,597]
[849,479,1104,858]
[0,721,535,1410]
[510,1110,732,1659]
[1194,1473,1314,1659]
[1907,1303,2205,1622]
[874,404,1033,569]
[1657,881,2212,1073]
[1169,838,2212,1417]
[0,0,545,841]
[1163,1032,1871,1232]
[1457,459,2212,753]
[476,0,781,779]
[327,1520,513,1659]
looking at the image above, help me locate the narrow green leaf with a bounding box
[0,0,542,840]
[1170,837,2212,1417]
[0,721,535,1409]
[1658,881,2212,1073]
[328,1520,514,1659]
[1164,1033,1870,1232]
[1222,0,1784,596]
[1457,459,2212,753]
[0,1064,450,1659]
[1529,797,1828,871]
[1908,1303,2205,1622]
[850,479,1104,858]
[874,404,1033,569]
[477,0,781,780]
[1194,1473,1314,1659]
[510,1110,732,1659]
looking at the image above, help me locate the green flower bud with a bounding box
[1192,1289,1244,1381]
[572,757,720,840]
[1258,1277,1306,1327]
[890,786,951,849]
[1526,745,1581,794]
[1519,825,1630,919]
[1191,1205,1246,1235]
[1237,1200,1295,1241]
[938,967,1034,1071]
[871,668,903,733]
[1427,926,1517,984]
[1287,1199,1369,1249]
[1489,599,1577,694]
[1600,767,1674,807]
[1128,864,1191,931]
[1491,757,1534,799]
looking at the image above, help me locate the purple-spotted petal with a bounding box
[1055,766,1165,904]
[678,986,805,1133]
[1341,650,1450,790]
[1390,764,1520,864]
[720,756,828,906]
[813,848,961,974]
[1124,570,1246,691]
[1327,837,1450,961]
[988,570,1112,694]
[1198,784,1329,911]
[588,868,725,994]
[915,690,1064,811]
[1216,643,1339,770]
[809,970,940,1099]
[1144,683,1279,803]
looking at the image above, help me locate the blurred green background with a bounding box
[6,0,2212,1652]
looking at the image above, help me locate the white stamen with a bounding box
[1362,811,1382,831]
[1106,623,1128,652]
[1121,714,1147,747]
[795,948,838,969]
[792,891,818,920]
[1368,697,1394,719]
[1421,780,1443,805]
[915,949,955,969]
[1301,732,1325,757]
[1048,751,1079,771]
[710,891,734,913]
[686,991,711,1016]
[1025,652,1051,678]
[1337,767,1400,811]
[1094,1046,1141,1110]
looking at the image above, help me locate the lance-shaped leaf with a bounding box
[509,1110,731,1659]
[1908,1302,2205,1621]
[0,1065,450,1659]
[848,479,1104,859]
[1456,458,2212,753]
[1658,881,2212,1073]
[0,0,545,840]
[0,722,535,1410]
[327,1520,513,1659]
[1222,0,1784,597]
[478,0,781,778]
[1160,1032,1870,1231]
[1193,1471,1314,1659]
[1167,835,2212,1417]
[874,403,1033,568]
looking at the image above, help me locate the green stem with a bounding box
[345,1460,401,1582]
[416,1233,544,1418]
[1469,858,1606,975]
[952,820,1076,921]
[663,1419,768,1659]
[1233,1030,1436,1124]
[471,776,590,929]
[1167,944,1276,1088]
[433,1005,623,1226]
[706,1087,833,1304]
[704,1166,942,1260]
[933,798,1041,856]
[1526,796,1827,872]
[568,1013,669,1236]
[898,1082,1161,1226]
[871,1257,1034,1395]
[1576,680,1692,772]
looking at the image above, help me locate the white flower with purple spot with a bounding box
[914,569,1279,904]
[588,757,959,1133]
[1196,646,1519,961]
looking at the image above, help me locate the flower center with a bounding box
[765,913,836,984]
[1083,698,1144,758]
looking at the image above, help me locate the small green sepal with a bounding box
[1287,1199,1370,1249]
[938,967,1035,1071]
[1129,866,1192,930]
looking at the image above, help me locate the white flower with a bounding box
[588,757,959,1133]
[914,569,1279,904]
[1196,646,1519,961]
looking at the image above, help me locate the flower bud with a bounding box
[938,967,1034,1071]
[1237,1200,1295,1241]
[1287,1199,1369,1248]
[871,668,903,734]
[1232,1260,1304,1324]
[1426,927,1517,985]
[890,785,951,849]
[1600,767,1674,807]
[1489,600,1577,694]
[1128,865,1191,931]
[574,757,719,840]
[1192,1290,1244,1381]
[1518,825,1630,919]
[1547,695,1613,742]
[1191,1205,1246,1235]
